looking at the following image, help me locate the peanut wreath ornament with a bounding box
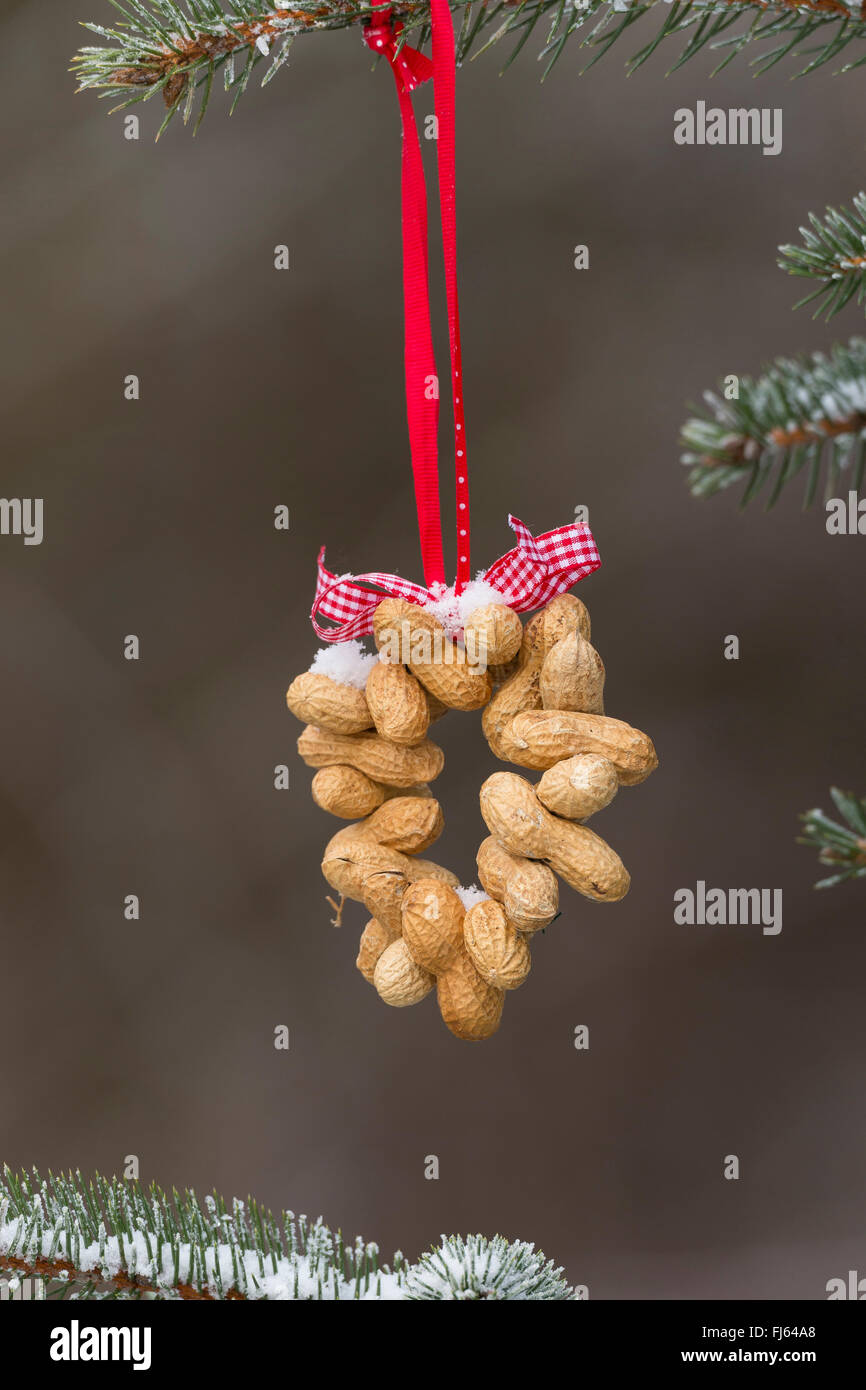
[286,1,658,1041]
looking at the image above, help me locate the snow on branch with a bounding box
[779,192,866,323]
[0,1167,576,1300]
[680,338,866,509]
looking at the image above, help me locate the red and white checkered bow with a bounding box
[311,515,601,642]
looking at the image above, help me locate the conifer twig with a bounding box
[72,0,866,137]
[799,788,866,888]
[779,192,866,322]
[680,338,866,507]
[0,1166,576,1300]
[0,1252,223,1300]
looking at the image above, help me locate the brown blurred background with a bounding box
[1,1,864,1299]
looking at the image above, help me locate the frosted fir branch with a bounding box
[71,0,866,137]
[779,192,866,322]
[404,1233,575,1298]
[0,1167,400,1301]
[0,1167,576,1301]
[799,788,866,888]
[681,338,866,508]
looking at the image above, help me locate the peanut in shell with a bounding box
[479,771,630,902]
[436,950,505,1041]
[475,835,559,934]
[356,918,400,984]
[463,603,523,667]
[372,599,492,712]
[298,724,444,788]
[374,938,435,1006]
[522,594,590,659]
[463,899,531,990]
[365,660,430,746]
[536,754,619,821]
[509,710,657,785]
[400,878,465,974]
[286,672,372,735]
[540,631,605,714]
[311,765,385,819]
[355,796,444,856]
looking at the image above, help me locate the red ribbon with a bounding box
[312,515,601,642]
[309,8,602,644]
[362,14,434,90]
[429,0,471,594]
[362,2,468,593]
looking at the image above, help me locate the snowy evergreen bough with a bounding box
[799,788,866,889]
[71,0,866,138]
[681,338,866,509]
[0,1167,577,1301]
[404,1233,575,1299]
[779,192,866,324]
[686,209,866,882]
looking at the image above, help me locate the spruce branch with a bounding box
[779,192,866,322]
[72,0,866,136]
[404,1233,575,1298]
[799,788,866,888]
[0,1166,575,1300]
[680,337,866,507]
